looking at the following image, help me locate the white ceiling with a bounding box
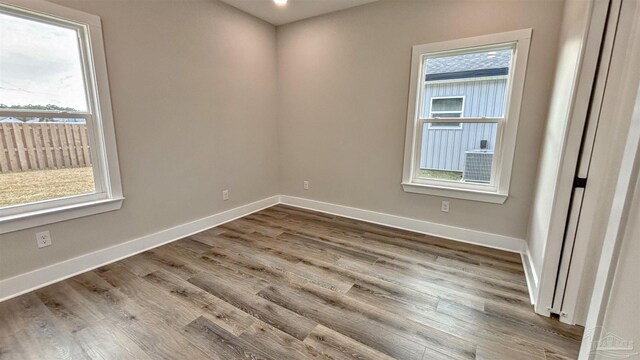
[219,0,379,26]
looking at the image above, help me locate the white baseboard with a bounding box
[0,195,279,302]
[279,195,526,253]
[0,194,533,303]
[280,195,535,302]
[521,242,539,305]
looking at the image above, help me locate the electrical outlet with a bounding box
[36,231,52,248]
[222,190,229,201]
[303,181,310,190]
[441,201,450,213]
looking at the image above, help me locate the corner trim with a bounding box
[521,242,539,305]
[0,195,279,302]
[279,195,526,253]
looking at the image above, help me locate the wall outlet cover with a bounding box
[36,231,52,248]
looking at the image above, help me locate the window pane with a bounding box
[432,98,463,112]
[421,48,512,119]
[0,12,88,112]
[0,118,95,208]
[418,122,497,184]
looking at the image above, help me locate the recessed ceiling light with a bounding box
[274,0,287,6]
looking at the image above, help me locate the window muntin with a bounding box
[416,45,513,187]
[0,8,100,211]
[0,1,123,230]
[402,29,531,203]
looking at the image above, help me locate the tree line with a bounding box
[0,104,82,123]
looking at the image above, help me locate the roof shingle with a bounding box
[425,49,511,80]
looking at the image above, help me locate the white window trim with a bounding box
[427,96,465,130]
[0,0,123,234]
[402,29,532,204]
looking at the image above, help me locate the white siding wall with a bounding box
[420,78,507,171]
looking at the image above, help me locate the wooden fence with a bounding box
[0,123,91,173]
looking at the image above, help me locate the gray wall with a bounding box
[277,0,564,239]
[0,0,279,281]
[0,0,569,286]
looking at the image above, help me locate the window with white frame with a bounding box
[402,29,531,203]
[428,96,464,129]
[0,0,123,233]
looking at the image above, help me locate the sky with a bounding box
[0,12,87,111]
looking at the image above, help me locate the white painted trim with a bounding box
[402,183,507,204]
[0,194,535,303]
[557,0,633,327]
[579,92,640,357]
[521,242,539,305]
[534,0,612,319]
[0,196,279,302]
[428,95,465,130]
[0,0,124,233]
[402,29,532,205]
[0,197,124,234]
[282,195,533,304]
[580,5,640,356]
[279,195,525,253]
[1,0,101,25]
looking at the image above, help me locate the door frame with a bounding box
[549,0,622,322]
[533,0,611,318]
[579,11,640,356]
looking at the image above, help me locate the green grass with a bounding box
[418,169,463,181]
[0,167,95,207]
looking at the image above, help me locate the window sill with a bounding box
[0,197,124,234]
[402,182,507,204]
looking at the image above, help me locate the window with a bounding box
[428,97,464,129]
[0,1,122,233]
[402,29,531,203]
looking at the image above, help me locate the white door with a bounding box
[552,0,640,325]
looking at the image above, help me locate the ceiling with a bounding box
[219,0,379,26]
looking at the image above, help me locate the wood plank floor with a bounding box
[0,205,583,359]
